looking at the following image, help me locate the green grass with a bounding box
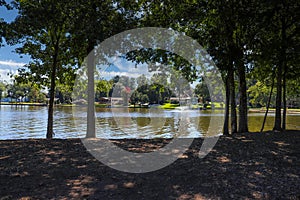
[160,103,180,109]
[204,102,225,109]
[160,102,225,110]
[212,102,224,109]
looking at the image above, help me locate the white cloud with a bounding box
[100,71,150,79]
[0,60,23,83]
[110,56,134,72]
[95,56,152,79]
[0,60,26,68]
[0,69,19,83]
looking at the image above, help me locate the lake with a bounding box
[0,105,299,139]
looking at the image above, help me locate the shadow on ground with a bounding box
[0,130,299,199]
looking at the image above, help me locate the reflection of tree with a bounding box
[136,117,151,127]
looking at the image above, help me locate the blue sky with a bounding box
[0,5,31,82]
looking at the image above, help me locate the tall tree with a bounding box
[7,0,133,138]
[8,1,78,138]
[0,1,10,46]
[0,1,6,103]
[254,0,300,131]
[134,0,239,134]
[68,0,134,137]
[194,0,259,133]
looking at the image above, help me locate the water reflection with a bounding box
[0,106,47,139]
[0,105,299,139]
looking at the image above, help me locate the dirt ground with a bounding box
[0,131,299,200]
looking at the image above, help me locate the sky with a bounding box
[0,5,31,83]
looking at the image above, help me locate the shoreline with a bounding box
[0,130,299,140]
[0,102,47,106]
[1,103,300,114]
[248,108,300,114]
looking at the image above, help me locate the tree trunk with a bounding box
[273,64,282,131]
[85,1,99,138]
[223,75,230,135]
[281,17,287,131]
[261,75,275,132]
[86,49,96,138]
[237,58,248,133]
[282,62,287,131]
[274,12,287,132]
[229,65,237,134]
[46,43,59,139]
